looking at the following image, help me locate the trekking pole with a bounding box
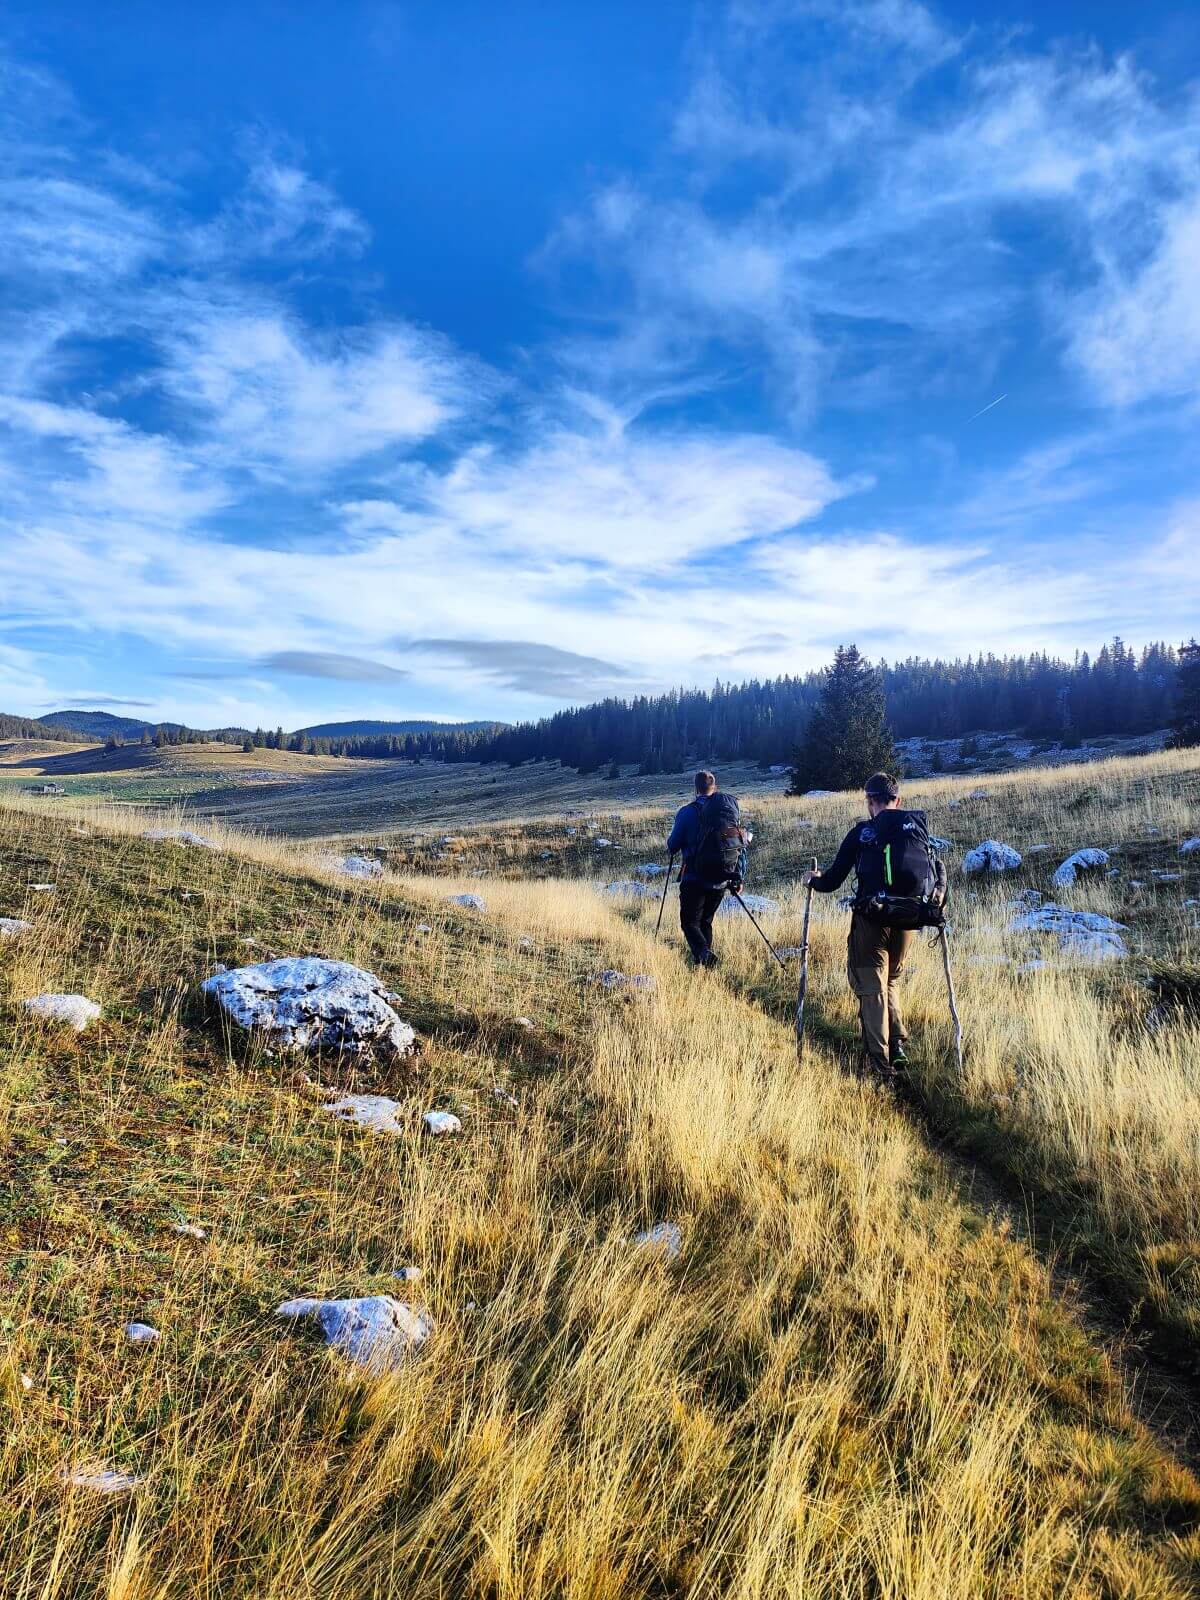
[730,889,786,968]
[795,856,817,1057]
[654,854,676,939]
[938,924,964,1076]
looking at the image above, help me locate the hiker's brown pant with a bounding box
[847,913,914,1069]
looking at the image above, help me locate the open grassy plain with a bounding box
[2,749,1200,1596]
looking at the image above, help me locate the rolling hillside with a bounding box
[3,752,1200,1594]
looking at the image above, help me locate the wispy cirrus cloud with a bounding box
[407,639,636,698]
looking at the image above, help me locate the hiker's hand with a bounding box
[729,879,743,894]
[802,868,818,887]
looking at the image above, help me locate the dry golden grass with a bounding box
[2,773,1200,1596]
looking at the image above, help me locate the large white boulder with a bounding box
[1011,902,1128,961]
[202,958,416,1057]
[1051,848,1109,890]
[276,1295,432,1373]
[962,840,1022,874]
[24,994,101,1031]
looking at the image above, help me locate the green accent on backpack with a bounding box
[884,843,893,886]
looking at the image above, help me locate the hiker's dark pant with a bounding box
[847,913,914,1069]
[679,880,725,965]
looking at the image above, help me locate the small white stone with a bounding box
[514,1017,535,1030]
[423,1110,462,1136]
[276,1295,432,1372]
[122,1322,160,1345]
[329,854,384,880]
[590,970,656,993]
[143,828,218,849]
[492,1085,518,1108]
[0,917,33,940]
[393,1266,423,1283]
[446,893,486,912]
[20,1372,34,1392]
[327,1094,406,1135]
[61,1465,141,1495]
[23,994,101,1031]
[29,882,56,893]
[172,1222,207,1240]
[1179,837,1200,855]
[414,923,431,934]
[633,1222,682,1260]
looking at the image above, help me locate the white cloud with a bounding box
[1070,196,1200,405]
[155,300,476,474]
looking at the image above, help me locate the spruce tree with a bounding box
[1168,640,1200,748]
[787,645,896,794]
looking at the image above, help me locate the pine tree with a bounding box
[1168,640,1200,749]
[787,645,896,794]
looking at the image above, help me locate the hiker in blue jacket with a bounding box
[667,770,745,967]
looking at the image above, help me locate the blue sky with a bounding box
[2,0,1198,729]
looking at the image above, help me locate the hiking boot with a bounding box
[889,1041,909,1070]
[865,1053,898,1087]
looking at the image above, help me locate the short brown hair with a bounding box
[865,771,899,801]
[695,769,716,794]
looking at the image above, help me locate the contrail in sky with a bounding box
[967,393,1007,421]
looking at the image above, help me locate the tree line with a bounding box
[305,638,1183,772]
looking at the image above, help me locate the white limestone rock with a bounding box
[0,917,33,940]
[122,1322,160,1345]
[276,1295,432,1372]
[633,863,666,878]
[23,994,100,1031]
[803,789,834,797]
[61,1464,141,1495]
[1051,848,1109,890]
[446,893,485,912]
[590,969,656,993]
[393,1266,423,1283]
[962,840,1022,874]
[601,879,658,899]
[633,1222,682,1260]
[928,836,953,853]
[143,828,218,849]
[29,882,56,892]
[331,855,384,880]
[202,957,416,1058]
[327,1094,405,1135]
[423,1109,462,1136]
[172,1222,207,1240]
[1011,902,1128,961]
[716,893,780,918]
[1180,838,1200,855]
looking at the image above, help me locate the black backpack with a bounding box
[854,808,948,929]
[690,791,747,887]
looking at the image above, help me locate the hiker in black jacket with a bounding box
[667,770,745,967]
[802,772,914,1081]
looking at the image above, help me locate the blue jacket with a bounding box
[667,794,748,883]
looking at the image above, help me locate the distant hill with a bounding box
[297,718,506,738]
[40,710,251,742]
[40,709,162,739]
[0,711,97,745]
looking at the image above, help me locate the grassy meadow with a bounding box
[2,750,1200,1596]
